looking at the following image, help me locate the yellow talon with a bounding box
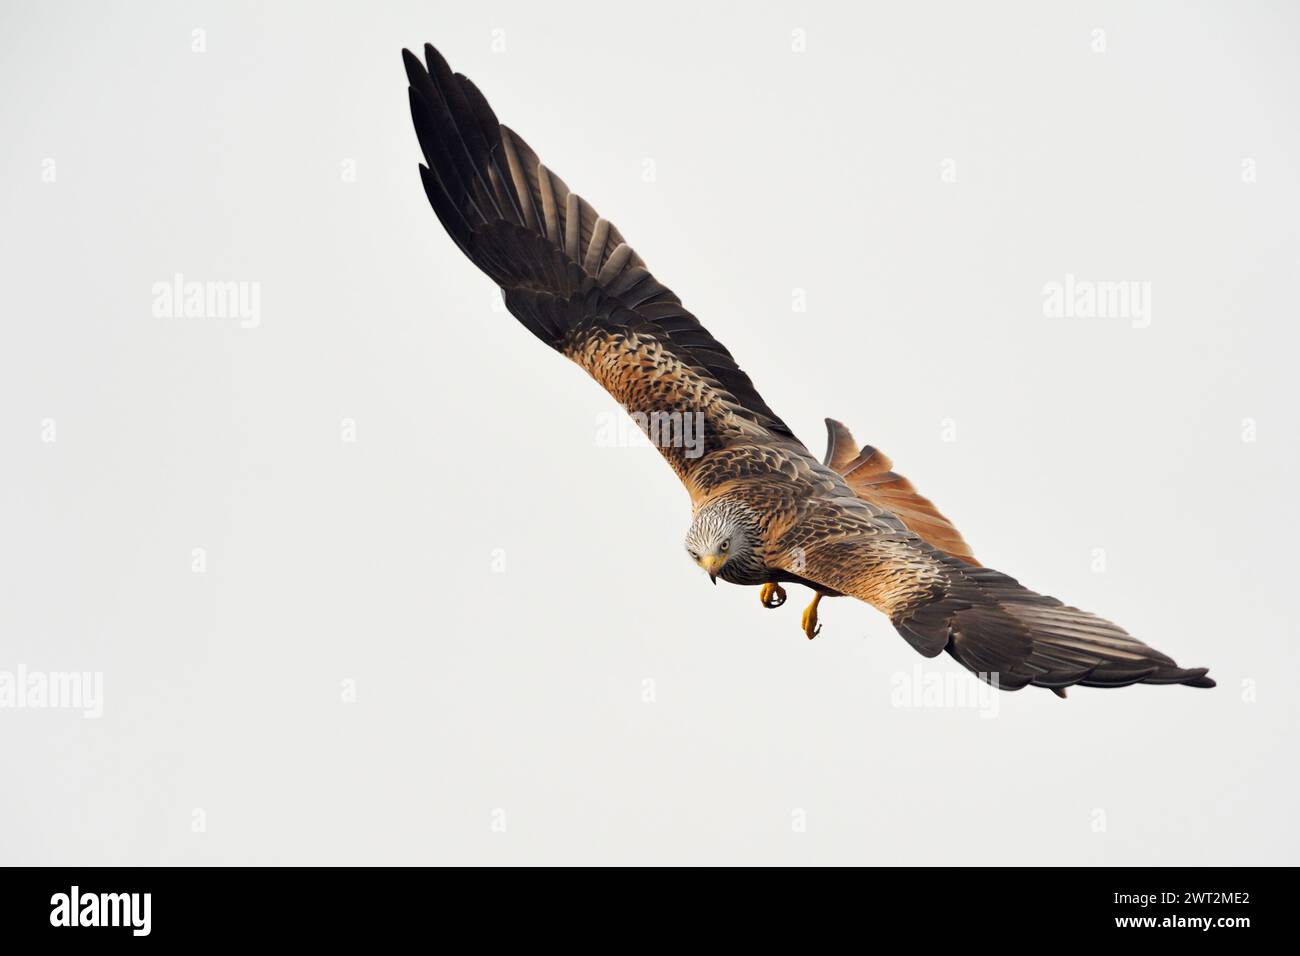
[759,582,787,609]
[801,593,823,639]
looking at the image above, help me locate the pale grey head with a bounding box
[685,498,767,585]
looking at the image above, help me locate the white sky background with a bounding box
[1,0,1297,864]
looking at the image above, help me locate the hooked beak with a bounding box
[700,553,725,583]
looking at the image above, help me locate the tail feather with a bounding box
[822,419,979,565]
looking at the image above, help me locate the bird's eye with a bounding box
[720,540,729,552]
[689,551,699,561]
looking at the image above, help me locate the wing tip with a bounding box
[423,42,449,73]
[1177,669,1216,689]
[401,47,427,85]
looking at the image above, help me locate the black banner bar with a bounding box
[0,866,1279,943]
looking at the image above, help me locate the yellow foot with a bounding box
[759,582,787,609]
[801,594,823,640]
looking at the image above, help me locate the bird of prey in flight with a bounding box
[403,43,1213,696]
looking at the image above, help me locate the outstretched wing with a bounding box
[822,418,979,565]
[404,44,800,491]
[773,498,1214,692]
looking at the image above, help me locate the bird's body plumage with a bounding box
[404,43,1213,694]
